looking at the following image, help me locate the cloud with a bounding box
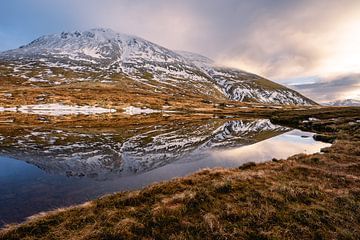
[1,0,360,101]
[45,0,360,81]
[215,0,360,80]
[290,74,360,103]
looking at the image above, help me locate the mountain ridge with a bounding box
[324,99,360,106]
[0,28,316,105]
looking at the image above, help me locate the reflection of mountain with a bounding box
[0,119,288,179]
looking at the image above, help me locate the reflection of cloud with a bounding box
[290,74,360,102]
[211,130,330,166]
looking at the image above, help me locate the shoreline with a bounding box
[1,106,359,239]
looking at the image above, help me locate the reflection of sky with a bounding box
[210,131,329,166]
[0,156,46,181]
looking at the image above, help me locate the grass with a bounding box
[0,107,359,239]
[0,60,230,111]
[0,59,321,115]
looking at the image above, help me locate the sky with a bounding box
[1,0,359,102]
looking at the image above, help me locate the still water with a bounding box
[0,118,330,226]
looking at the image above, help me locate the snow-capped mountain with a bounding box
[3,28,207,81]
[0,28,315,105]
[324,99,360,107]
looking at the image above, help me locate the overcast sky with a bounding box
[1,0,359,102]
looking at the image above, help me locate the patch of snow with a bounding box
[3,93,13,98]
[0,119,14,123]
[123,106,161,115]
[308,117,319,121]
[28,77,49,83]
[82,48,102,58]
[0,107,17,112]
[0,104,116,116]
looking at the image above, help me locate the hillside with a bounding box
[0,28,316,107]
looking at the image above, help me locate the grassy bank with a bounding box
[1,107,359,240]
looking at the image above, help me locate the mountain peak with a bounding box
[0,28,316,105]
[22,28,143,51]
[58,28,142,42]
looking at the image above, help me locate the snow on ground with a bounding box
[28,77,49,83]
[0,107,17,112]
[123,106,161,115]
[308,117,319,121]
[3,93,13,98]
[82,48,103,59]
[0,103,116,116]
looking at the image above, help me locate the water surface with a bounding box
[0,118,330,226]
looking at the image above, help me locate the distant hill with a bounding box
[324,99,360,106]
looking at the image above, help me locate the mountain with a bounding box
[324,99,360,107]
[0,28,315,105]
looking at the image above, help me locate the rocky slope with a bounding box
[0,28,315,105]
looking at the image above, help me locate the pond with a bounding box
[0,118,330,226]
